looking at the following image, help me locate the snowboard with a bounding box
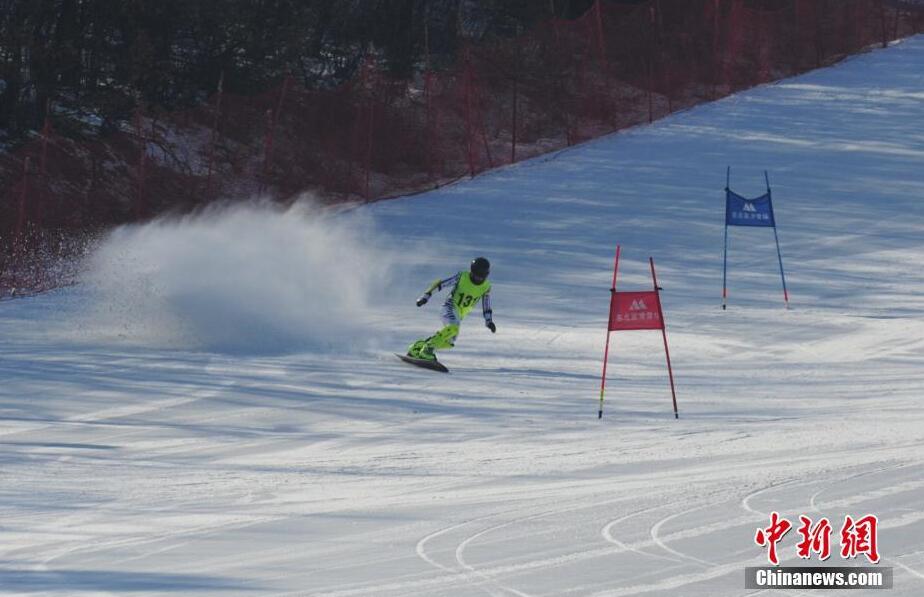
[395,353,449,373]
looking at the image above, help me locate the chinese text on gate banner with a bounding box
[726,190,776,227]
[608,291,663,331]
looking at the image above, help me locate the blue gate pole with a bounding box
[773,224,789,309]
[723,167,730,310]
[765,172,789,309]
[723,222,729,310]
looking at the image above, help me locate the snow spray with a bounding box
[77,198,398,354]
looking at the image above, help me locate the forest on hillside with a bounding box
[0,0,614,143]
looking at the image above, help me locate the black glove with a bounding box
[486,321,496,333]
[416,294,429,307]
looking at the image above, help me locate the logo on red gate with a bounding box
[609,290,663,331]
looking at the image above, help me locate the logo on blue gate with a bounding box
[726,190,776,227]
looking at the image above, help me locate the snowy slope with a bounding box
[2,36,924,596]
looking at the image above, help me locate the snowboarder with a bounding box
[405,257,495,365]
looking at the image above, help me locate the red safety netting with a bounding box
[2,0,923,296]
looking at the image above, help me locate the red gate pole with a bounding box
[598,244,621,419]
[650,257,678,419]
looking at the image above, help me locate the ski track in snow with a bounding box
[2,35,924,596]
[649,503,717,568]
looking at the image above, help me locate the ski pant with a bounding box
[411,303,461,354]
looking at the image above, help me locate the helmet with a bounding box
[470,257,490,284]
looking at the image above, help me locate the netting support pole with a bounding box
[594,0,607,69]
[880,0,888,48]
[647,4,656,123]
[16,157,30,240]
[425,69,435,179]
[511,36,520,164]
[890,5,901,44]
[711,0,721,100]
[511,75,518,163]
[206,71,224,201]
[464,49,475,177]
[134,109,146,219]
[364,85,374,200]
[650,257,678,419]
[598,244,620,419]
[593,0,610,128]
[264,75,292,188]
[10,156,32,279]
[424,9,435,179]
[814,0,823,68]
[40,103,51,175]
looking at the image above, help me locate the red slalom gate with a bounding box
[598,246,678,419]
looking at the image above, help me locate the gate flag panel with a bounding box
[609,291,663,331]
[726,189,775,227]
